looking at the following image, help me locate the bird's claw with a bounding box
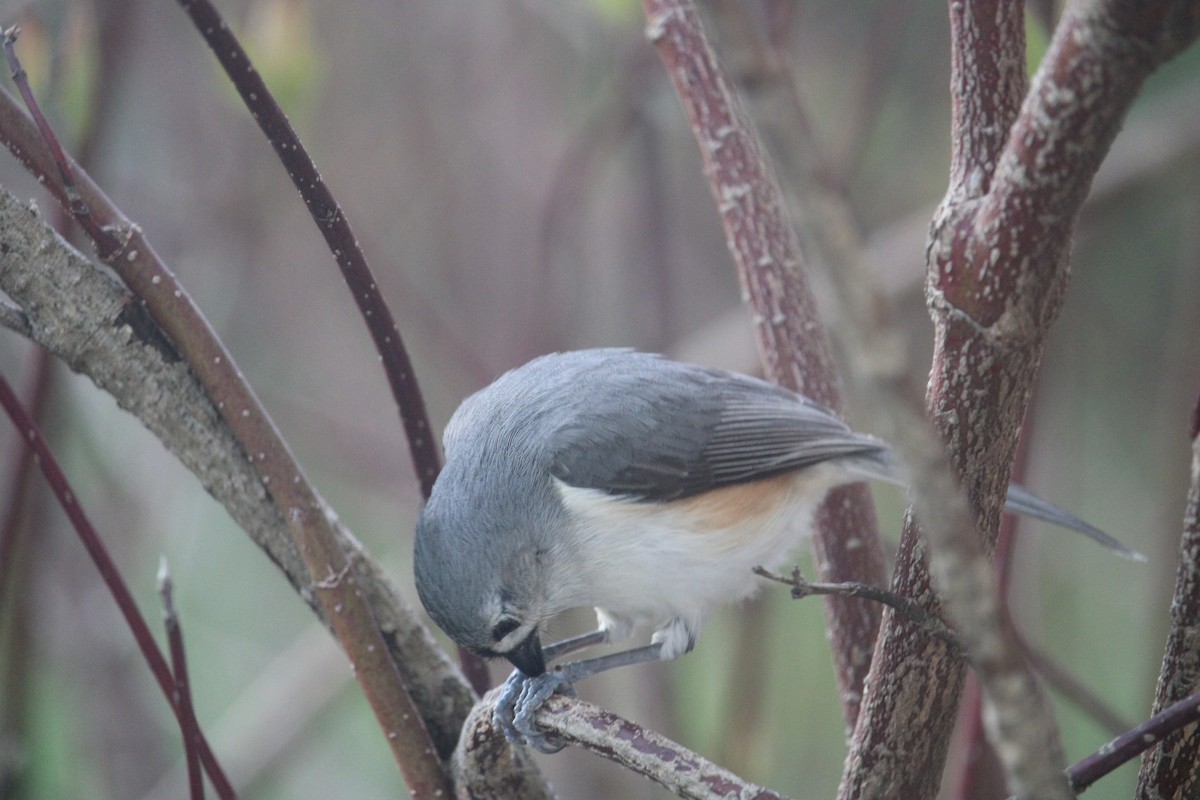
[493,668,575,753]
[493,670,528,743]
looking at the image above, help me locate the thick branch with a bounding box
[642,0,887,731]
[457,692,789,800]
[0,189,473,760]
[946,0,1028,197]
[842,1,1200,797]
[0,17,474,779]
[1135,400,1200,797]
[0,71,446,791]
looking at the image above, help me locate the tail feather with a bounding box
[840,451,1145,562]
[1001,484,1145,562]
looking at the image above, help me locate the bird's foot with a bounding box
[493,668,575,753]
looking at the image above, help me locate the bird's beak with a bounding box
[504,628,546,676]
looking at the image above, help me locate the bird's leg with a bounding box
[494,628,608,747]
[543,628,609,663]
[497,640,666,753]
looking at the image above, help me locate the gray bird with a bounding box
[414,348,1138,752]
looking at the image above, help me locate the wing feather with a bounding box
[548,362,887,502]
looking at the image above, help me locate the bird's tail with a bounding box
[841,449,1145,562]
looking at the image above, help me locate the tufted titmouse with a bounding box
[414,348,1139,751]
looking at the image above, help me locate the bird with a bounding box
[413,348,1138,752]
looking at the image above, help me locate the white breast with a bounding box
[551,464,850,660]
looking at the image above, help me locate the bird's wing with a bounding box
[547,367,888,502]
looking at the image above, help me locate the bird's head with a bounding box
[414,489,562,676]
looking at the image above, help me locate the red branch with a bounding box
[159,563,206,800]
[0,374,236,800]
[641,0,887,728]
[0,22,453,795]
[1076,690,1200,792]
[1,28,118,253]
[169,0,488,698]
[171,0,440,500]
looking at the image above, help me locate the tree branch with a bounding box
[641,0,888,732]
[0,188,473,763]
[842,1,1200,797]
[0,372,235,798]
[946,0,1028,198]
[754,567,962,655]
[157,560,207,800]
[457,691,789,800]
[171,0,492,707]
[0,51,449,786]
[1077,690,1200,793]
[1135,391,1200,797]
[170,0,442,499]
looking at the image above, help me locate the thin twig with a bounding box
[946,428,1033,799]
[755,562,1136,751]
[1,27,118,254]
[754,566,963,655]
[0,354,47,608]
[1070,690,1200,792]
[170,0,489,700]
[0,352,51,799]
[158,560,205,800]
[0,373,237,800]
[72,0,138,172]
[168,0,439,495]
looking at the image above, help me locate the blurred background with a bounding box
[0,1,1197,798]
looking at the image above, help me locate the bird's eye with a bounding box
[491,617,521,642]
